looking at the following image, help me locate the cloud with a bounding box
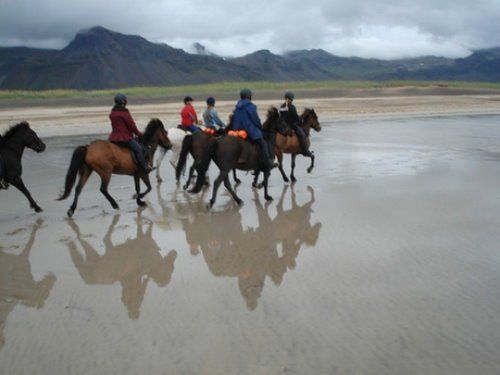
[1,0,500,59]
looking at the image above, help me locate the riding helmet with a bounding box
[284,91,295,101]
[114,93,127,106]
[240,88,252,100]
[184,96,194,104]
[206,97,215,106]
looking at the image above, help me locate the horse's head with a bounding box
[6,122,46,153]
[144,118,171,150]
[301,108,321,133]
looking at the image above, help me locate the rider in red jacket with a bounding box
[109,94,151,173]
[180,96,201,132]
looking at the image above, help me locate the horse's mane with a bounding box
[301,108,316,120]
[140,118,165,144]
[0,121,30,145]
[263,106,280,129]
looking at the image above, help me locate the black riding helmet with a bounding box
[240,88,252,100]
[184,96,194,104]
[284,91,295,101]
[114,93,127,106]
[206,97,215,106]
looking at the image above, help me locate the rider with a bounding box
[232,88,276,170]
[180,96,201,132]
[109,93,151,174]
[203,96,225,133]
[279,91,313,157]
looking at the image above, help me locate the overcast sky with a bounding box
[1,0,500,59]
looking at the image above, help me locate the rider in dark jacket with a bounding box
[280,91,313,157]
[232,88,276,170]
[109,94,151,174]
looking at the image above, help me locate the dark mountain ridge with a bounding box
[0,26,498,90]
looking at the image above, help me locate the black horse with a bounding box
[0,121,46,212]
[190,107,284,208]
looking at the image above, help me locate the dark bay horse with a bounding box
[192,107,284,208]
[275,108,321,182]
[0,121,46,212]
[58,119,171,217]
[175,130,241,191]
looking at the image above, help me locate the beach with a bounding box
[1,95,500,374]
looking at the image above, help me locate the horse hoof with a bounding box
[283,178,290,183]
[265,195,273,201]
[34,206,43,213]
[183,184,189,190]
[67,209,74,218]
[112,204,120,210]
[235,179,241,186]
[291,177,297,183]
[157,177,163,183]
[137,200,147,207]
[206,202,214,210]
[307,167,313,174]
[236,199,243,205]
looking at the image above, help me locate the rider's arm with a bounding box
[289,105,300,126]
[211,109,225,127]
[247,104,262,129]
[123,112,143,137]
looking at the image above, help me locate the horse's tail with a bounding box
[191,139,218,193]
[58,145,87,200]
[176,134,193,181]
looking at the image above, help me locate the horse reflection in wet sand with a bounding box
[0,219,56,348]
[65,212,177,319]
[181,185,321,310]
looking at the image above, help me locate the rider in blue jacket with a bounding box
[232,88,276,170]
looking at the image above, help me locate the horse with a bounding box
[58,118,171,217]
[191,107,285,208]
[0,121,46,212]
[154,126,188,183]
[274,108,321,183]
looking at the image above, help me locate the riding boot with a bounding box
[126,140,152,174]
[256,138,277,170]
[295,125,313,157]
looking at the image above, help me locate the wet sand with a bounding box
[2,93,500,137]
[1,114,500,374]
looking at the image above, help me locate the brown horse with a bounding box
[275,108,321,183]
[58,119,171,217]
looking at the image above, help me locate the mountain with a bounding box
[0,26,249,90]
[0,26,499,90]
[191,42,218,57]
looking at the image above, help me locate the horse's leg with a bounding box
[252,170,260,188]
[208,170,228,209]
[232,169,241,186]
[98,173,119,210]
[263,169,273,201]
[223,175,242,205]
[277,152,289,183]
[9,175,42,213]
[290,154,297,183]
[183,164,195,190]
[307,152,315,174]
[68,167,92,218]
[137,174,152,207]
[133,175,146,207]
[155,147,167,183]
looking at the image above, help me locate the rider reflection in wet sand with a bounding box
[178,185,322,310]
[0,219,56,348]
[64,212,177,319]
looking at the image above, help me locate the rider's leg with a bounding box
[125,139,151,173]
[293,124,313,157]
[187,125,201,133]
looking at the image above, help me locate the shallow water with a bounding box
[1,115,500,374]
